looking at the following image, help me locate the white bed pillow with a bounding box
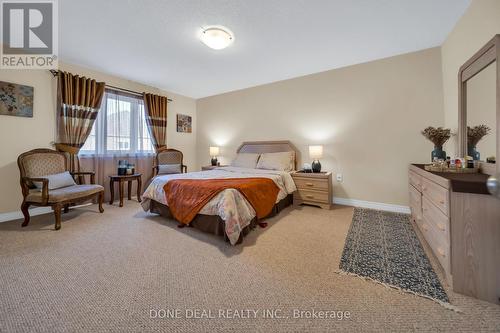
[231,153,260,169]
[256,151,295,171]
[34,171,76,191]
[157,164,182,175]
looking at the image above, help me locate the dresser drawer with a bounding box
[421,178,449,216]
[293,177,329,191]
[294,189,330,203]
[409,184,422,224]
[422,196,450,243]
[409,171,422,192]
[420,217,451,275]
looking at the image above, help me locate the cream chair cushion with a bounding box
[157,164,182,175]
[27,184,104,203]
[34,171,76,190]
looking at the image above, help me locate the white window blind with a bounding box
[80,90,154,155]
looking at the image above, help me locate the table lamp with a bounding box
[209,146,220,166]
[309,145,323,173]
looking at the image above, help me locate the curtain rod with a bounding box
[49,70,172,102]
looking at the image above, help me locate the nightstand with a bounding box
[291,171,332,209]
[201,165,227,171]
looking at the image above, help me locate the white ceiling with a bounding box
[60,0,470,98]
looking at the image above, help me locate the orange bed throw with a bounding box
[164,178,280,225]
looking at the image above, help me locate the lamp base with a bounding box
[312,160,321,173]
[211,157,218,166]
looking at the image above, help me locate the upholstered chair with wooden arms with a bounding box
[17,149,104,230]
[152,148,187,176]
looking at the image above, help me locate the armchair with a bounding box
[152,148,187,176]
[17,149,104,230]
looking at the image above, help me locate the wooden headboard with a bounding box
[236,140,300,170]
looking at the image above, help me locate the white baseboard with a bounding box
[0,203,93,223]
[333,197,411,214]
[0,198,410,223]
[0,207,52,223]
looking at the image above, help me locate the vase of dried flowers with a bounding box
[467,125,491,160]
[431,146,446,161]
[421,127,451,161]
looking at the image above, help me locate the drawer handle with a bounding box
[437,224,445,231]
[306,182,314,186]
[437,248,446,258]
[422,224,428,232]
[439,200,445,204]
[305,195,314,199]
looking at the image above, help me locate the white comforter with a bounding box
[141,167,296,244]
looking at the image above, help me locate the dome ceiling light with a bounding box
[199,26,234,50]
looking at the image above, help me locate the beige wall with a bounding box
[197,48,444,206]
[441,0,500,156]
[0,62,196,213]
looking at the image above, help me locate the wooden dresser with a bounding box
[291,171,332,209]
[409,164,500,305]
[409,165,452,283]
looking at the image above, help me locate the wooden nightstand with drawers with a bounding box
[291,171,332,209]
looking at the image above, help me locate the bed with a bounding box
[141,141,299,244]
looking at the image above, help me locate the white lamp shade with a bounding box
[309,145,323,159]
[209,146,220,156]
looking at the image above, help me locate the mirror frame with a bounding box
[458,34,500,175]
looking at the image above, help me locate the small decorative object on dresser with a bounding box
[209,146,220,166]
[309,145,323,173]
[421,127,451,161]
[291,171,332,209]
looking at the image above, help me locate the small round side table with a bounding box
[109,174,142,207]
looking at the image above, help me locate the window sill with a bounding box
[79,152,155,157]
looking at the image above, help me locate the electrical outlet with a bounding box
[336,173,343,182]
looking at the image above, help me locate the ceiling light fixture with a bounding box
[199,26,234,50]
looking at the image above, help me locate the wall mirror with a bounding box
[466,62,496,161]
[458,34,500,175]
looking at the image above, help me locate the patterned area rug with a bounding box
[339,208,450,306]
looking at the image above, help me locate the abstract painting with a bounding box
[0,81,33,117]
[176,113,192,133]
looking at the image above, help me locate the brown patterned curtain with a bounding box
[143,93,168,152]
[55,71,105,171]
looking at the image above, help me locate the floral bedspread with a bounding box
[141,167,296,244]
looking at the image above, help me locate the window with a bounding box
[80,89,154,155]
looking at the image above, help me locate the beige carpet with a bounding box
[0,202,499,333]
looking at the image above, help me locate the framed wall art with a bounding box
[0,81,34,118]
